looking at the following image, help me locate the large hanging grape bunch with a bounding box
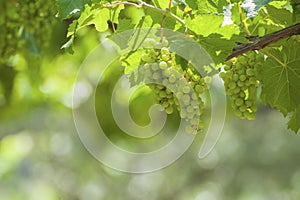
[220,51,263,120]
[128,38,208,133]
[0,0,56,63]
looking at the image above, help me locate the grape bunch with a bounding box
[220,51,263,120]
[131,38,208,133]
[0,0,56,63]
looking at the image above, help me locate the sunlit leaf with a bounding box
[56,0,91,19]
[258,37,300,115]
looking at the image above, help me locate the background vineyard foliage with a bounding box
[1,0,300,199]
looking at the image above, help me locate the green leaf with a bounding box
[152,0,170,9]
[56,0,91,19]
[61,36,74,54]
[77,6,96,27]
[91,8,110,32]
[288,105,300,133]
[110,5,125,24]
[198,34,240,64]
[116,19,135,33]
[291,0,300,22]
[185,0,198,10]
[258,37,300,115]
[186,0,228,13]
[185,14,239,38]
[144,8,176,29]
[66,20,78,38]
[266,4,293,25]
[21,31,40,56]
[169,38,216,75]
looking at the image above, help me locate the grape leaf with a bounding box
[266,4,293,25]
[115,19,135,33]
[109,5,125,24]
[152,0,170,9]
[198,34,242,64]
[185,14,239,38]
[66,6,94,37]
[144,8,176,29]
[185,0,198,10]
[258,37,300,115]
[56,0,91,19]
[91,8,111,32]
[186,0,228,13]
[292,1,300,22]
[288,105,300,133]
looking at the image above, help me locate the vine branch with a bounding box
[226,22,300,61]
[103,0,185,25]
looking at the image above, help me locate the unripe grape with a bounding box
[239,75,247,81]
[143,38,157,47]
[151,63,159,71]
[166,106,174,114]
[182,85,191,93]
[246,68,255,76]
[237,81,244,87]
[224,65,231,71]
[235,98,244,106]
[169,75,177,83]
[159,61,168,68]
[221,51,261,120]
[161,47,170,54]
[228,82,236,89]
[233,74,239,81]
[195,84,204,93]
[129,37,206,133]
[161,54,170,61]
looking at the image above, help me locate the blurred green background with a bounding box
[1,23,300,200]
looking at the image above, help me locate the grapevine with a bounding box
[0,0,299,133]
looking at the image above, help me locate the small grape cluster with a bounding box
[0,0,56,62]
[134,38,208,133]
[220,51,263,120]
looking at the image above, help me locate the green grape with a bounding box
[235,98,244,106]
[152,72,161,80]
[141,53,149,62]
[195,84,204,93]
[128,38,208,133]
[143,38,157,47]
[232,74,239,81]
[237,81,244,87]
[161,47,170,54]
[161,54,170,61]
[239,75,247,81]
[182,86,191,94]
[163,68,172,76]
[159,90,167,98]
[159,61,168,68]
[169,75,177,83]
[182,94,191,104]
[187,106,194,113]
[166,106,174,114]
[221,51,262,120]
[246,68,255,76]
[151,63,159,71]
[228,82,237,89]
